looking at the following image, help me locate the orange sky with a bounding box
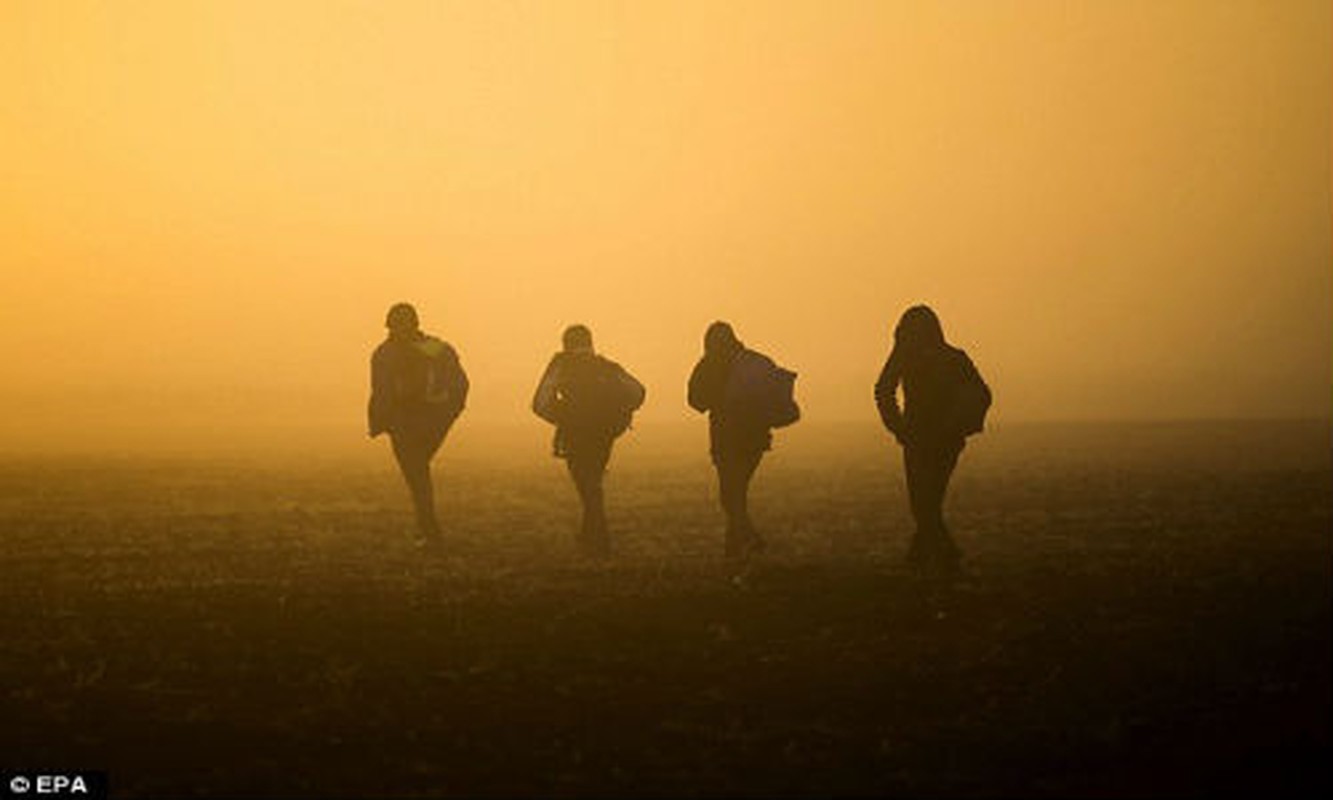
[1,1,1329,452]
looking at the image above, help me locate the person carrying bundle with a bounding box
[368,302,469,547]
[532,325,646,557]
[688,321,800,563]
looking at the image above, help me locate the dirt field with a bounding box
[1,421,1328,797]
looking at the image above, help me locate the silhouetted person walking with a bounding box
[875,305,990,574]
[688,321,800,563]
[532,325,645,556]
[368,303,469,546]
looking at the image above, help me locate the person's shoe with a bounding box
[909,550,962,581]
[905,537,926,567]
[747,532,767,555]
[411,528,443,551]
[727,559,753,589]
[581,542,612,560]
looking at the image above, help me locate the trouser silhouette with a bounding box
[564,438,612,555]
[390,421,449,539]
[715,448,764,558]
[903,439,964,568]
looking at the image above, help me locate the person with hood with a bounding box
[368,302,469,546]
[532,325,645,556]
[874,305,990,573]
[688,321,799,562]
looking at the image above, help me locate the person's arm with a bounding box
[368,346,394,437]
[531,355,562,425]
[687,357,713,413]
[873,349,906,443]
[442,344,469,423]
[617,364,646,411]
[942,351,991,437]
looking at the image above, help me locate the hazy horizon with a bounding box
[2,413,1327,461]
[3,0,1330,454]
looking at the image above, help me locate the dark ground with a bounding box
[1,421,1329,797]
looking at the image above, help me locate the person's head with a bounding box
[894,304,946,352]
[562,324,593,354]
[704,320,742,357]
[385,302,420,337]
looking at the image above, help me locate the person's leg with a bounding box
[935,442,964,565]
[566,440,611,555]
[392,431,440,541]
[903,445,928,564]
[717,449,762,558]
[586,443,610,553]
[716,456,741,558]
[737,449,764,552]
[904,441,962,569]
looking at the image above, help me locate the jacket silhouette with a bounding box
[874,305,989,572]
[369,302,468,544]
[689,321,794,561]
[532,325,645,555]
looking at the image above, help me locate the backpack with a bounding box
[560,356,645,439]
[725,350,801,429]
[395,336,461,412]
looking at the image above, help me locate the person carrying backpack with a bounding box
[532,325,646,556]
[688,321,800,563]
[368,302,469,546]
[874,305,990,574]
